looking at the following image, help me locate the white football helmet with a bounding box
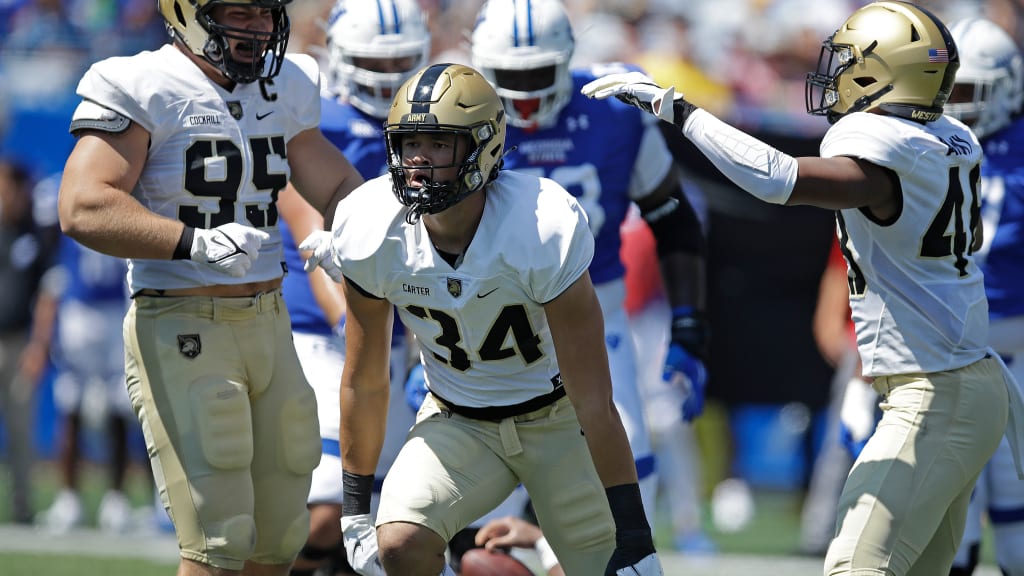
[470,0,574,129]
[325,0,431,118]
[947,17,1024,138]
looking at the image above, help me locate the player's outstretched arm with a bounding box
[582,73,897,214]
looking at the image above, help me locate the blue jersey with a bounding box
[501,67,673,284]
[320,95,390,179]
[281,95,390,334]
[977,117,1024,320]
[56,234,126,303]
[281,217,333,335]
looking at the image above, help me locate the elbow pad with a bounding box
[682,109,798,205]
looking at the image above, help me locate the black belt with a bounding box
[433,377,566,422]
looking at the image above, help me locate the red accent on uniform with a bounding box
[621,213,664,315]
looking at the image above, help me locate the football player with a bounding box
[468,0,709,534]
[303,63,663,576]
[583,2,1022,574]
[946,15,1024,576]
[281,1,429,574]
[57,2,364,574]
[29,227,135,534]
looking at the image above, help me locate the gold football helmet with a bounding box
[385,63,506,220]
[806,1,959,124]
[158,0,291,84]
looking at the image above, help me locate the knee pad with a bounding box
[281,391,321,475]
[253,507,311,566]
[203,513,258,567]
[194,379,253,470]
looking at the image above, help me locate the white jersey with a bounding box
[822,112,987,377]
[71,44,321,293]
[332,171,594,407]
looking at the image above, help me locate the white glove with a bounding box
[298,230,344,283]
[614,553,664,576]
[580,71,680,124]
[341,513,386,576]
[191,223,270,278]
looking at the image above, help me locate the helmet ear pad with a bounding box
[805,1,959,123]
[158,0,292,84]
[385,64,507,220]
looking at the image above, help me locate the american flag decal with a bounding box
[928,48,949,63]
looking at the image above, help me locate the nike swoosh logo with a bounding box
[207,233,244,263]
[256,111,274,120]
[476,287,498,298]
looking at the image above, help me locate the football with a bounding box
[458,547,535,576]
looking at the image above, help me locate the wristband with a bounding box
[173,226,194,260]
[342,471,373,516]
[534,536,559,572]
[670,306,709,358]
[671,98,698,131]
[605,483,651,533]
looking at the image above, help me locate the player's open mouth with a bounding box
[409,172,431,188]
[234,42,262,61]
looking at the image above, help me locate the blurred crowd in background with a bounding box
[2,0,1021,552]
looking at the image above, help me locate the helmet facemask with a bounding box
[161,0,291,84]
[486,62,571,129]
[386,123,499,223]
[385,64,507,223]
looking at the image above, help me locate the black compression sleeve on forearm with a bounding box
[642,188,704,257]
[342,471,374,516]
[605,483,651,533]
[672,99,698,131]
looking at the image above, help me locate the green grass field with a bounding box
[0,553,177,576]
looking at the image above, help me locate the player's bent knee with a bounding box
[201,513,258,567]
[194,379,253,470]
[281,392,321,475]
[254,508,311,565]
[378,522,445,569]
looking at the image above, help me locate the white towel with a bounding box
[989,348,1024,479]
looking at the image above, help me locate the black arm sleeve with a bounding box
[640,185,704,257]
